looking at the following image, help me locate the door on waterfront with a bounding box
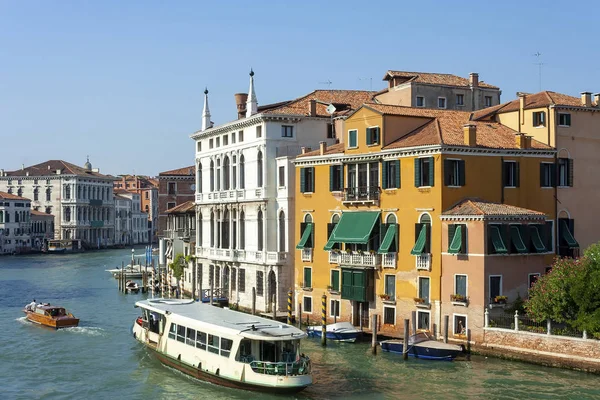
[268,270,277,312]
[352,301,369,328]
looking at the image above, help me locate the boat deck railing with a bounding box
[247,357,311,376]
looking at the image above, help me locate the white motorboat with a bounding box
[132,298,312,393]
[105,264,147,279]
[125,280,140,294]
[306,321,361,342]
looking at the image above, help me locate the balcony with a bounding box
[328,251,381,267]
[415,253,431,271]
[90,220,104,228]
[196,247,287,265]
[196,188,266,204]
[342,186,380,206]
[301,248,312,262]
[382,253,397,268]
[89,199,103,206]
[164,229,195,240]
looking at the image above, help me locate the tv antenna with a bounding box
[533,52,544,92]
[358,77,373,91]
[319,79,333,88]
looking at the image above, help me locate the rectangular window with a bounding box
[186,327,196,346]
[503,161,519,187]
[281,125,294,138]
[383,307,396,325]
[167,202,175,210]
[215,137,220,147]
[177,324,186,343]
[417,310,430,331]
[329,165,343,191]
[168,323,176,340]
[384,275,395,299]
[209,139,213,149]
[416,96,425,107]
[330,299,340,318]
[220,338,233,357]
[444,159,465,187]
[348,130,358,148]
[167,182,176,195]
[239,130,244,142]
[455,275,467,298]
[300,167,315,193]
[256,271,264,296]
[327,123,334,139]
[454,314,467,335]
[331,269,340,291]
[278,166,285,187]
[456,94,464,106]
[196,331,207,350]
[558,113,571,127]
[231,132,236,143]
[557,158,573,187]
[418,277,430,304]
[533,111,546,127]
[438,97,446,109]
[448,224,467,254]
[382,160,400,189]
[540,162,556,188]
[223,135,228,146]
[528,273,541,289]
[207,334,219,354]
[303,296,312,313]
[303,267,312,288]
[485,96,492,107]
[231,268,236,291]
[197,142,202,152]
[415,157,434,187]
[239,269,245,292]
[489,275,502,302]
[366,127,380,145]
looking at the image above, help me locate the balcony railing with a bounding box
[382,253,397,268]
[415,253,431,271]
[342,186,380,204]
[196,247,287,265]
[328,251,381,267]
[195,188,266,204]
[301,248,312,262]
[164,229,195,240]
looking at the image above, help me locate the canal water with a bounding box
[1,248,599,400]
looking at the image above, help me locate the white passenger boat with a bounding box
[132,298,312,393]
[105,264,146,279]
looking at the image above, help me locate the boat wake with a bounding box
[15,316,29,324]
[59,326,107,337]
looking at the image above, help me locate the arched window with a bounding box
[77,186,81,199]
[210,160,215,192]
[17,188,23,197]
[46,188,51,201]
[222,209,230,248]
[387,214,397,224]
[5,211,10,223]
[257,151,263,187]
[216,159,221,191]
[223,156,230,191]
[0,211,3,223]
[257,210,264,251]
[279,211,286,252]
[65,185,70,200]
[15,211,20,222]
[198,212,203,245]
[198,163,202,194]
[306,214,314,223]
[33,188,39,201]
[232,155,237,190]
[65,207,71,222]
[240,211,245,248]
[210,212,215,247]
[239,155,245,189]
[327,214,339,250]
[420,213,431,225]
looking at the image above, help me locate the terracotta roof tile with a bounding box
[4,160,112,179]
[159,166,195,176]
[297,142,345,158]
[473,91,583,120]
[442,199,546,217]
[166,201,195,214]
[383,70,499,89]
[0,191,29,201]
[262,90,375,118]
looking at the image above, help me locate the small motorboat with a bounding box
[306,322,361,342]
[105,264,146,279]
[125,280,140,294]
[380,332,463,361]
[23,303,79,329]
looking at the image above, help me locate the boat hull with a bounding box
[380,340,461,361]
[306,328,359,342]
[23,311,79,329]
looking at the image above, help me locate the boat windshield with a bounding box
[408,332,433,345]
[237,339,310,376]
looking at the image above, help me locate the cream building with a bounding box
[0,192,31,254]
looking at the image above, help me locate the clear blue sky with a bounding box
[1,1,598,176]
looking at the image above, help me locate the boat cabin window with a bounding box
[220,338,233,357]
[186,328,196,346]
[196,331,207,350]
[207,334,219,354]
[168,323,176,340]
[167,323,232,359]
[177,325,186,343]
[238,339,253,362]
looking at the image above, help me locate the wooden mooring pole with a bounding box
[321,294,327,347]
[287,290,293,325]
[371,314,378,354]
[272,294,277,321]
[403,319,409,360]
[444,315,449,343]
[411,311,416,335]
[297,303,302,329]
[210,281,214,306]
[251,287,256,315]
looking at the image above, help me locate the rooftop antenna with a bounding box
[533,52,544,92]
[319,79,333,88]
[358,77,373,91]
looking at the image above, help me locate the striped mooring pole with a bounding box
[287,289,293,325]
[321,293,327,346]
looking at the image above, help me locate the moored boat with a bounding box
[106,264,146,279]
[380,332,463,361]
[23,303,79,329]
[125,280,140,294]
[132,298,312,393]
[306,322,361,342]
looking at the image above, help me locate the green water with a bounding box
[1,248,599,400]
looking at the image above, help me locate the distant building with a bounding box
[374,70,501,111]
[164,201,196,292]
[113,175,159,243]
[0,191,31,254]
[157,166,195,237]
[30,210,54,250]
[114,193,132,245]
[113,190,149,244]
[0,158,115,247]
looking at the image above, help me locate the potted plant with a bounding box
[345,248,352,254]
[451,293,467,302]
[413,297,425,304]
[379,293,390,301]
[369,249,376,255]
[327,285,333,291]
[494,295,507,304]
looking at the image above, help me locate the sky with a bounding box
[1,1,599,177]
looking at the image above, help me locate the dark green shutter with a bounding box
[448,224,457,251]
[514,162,520,188]
[459,160,465,186]
[428,157,435,187]
[414,159,421,187]
[310,167,315,192]
[568,159,574,187]
[460,224,467,253]
[395,160,400,188]
[329,166,334,192]
[382,161,388,189]
[425,224,431,253]
[300,168,306,193]
[502,160,507,187]
[339,165,344,190]
[539,163,545,187]
[444,160,451,186]
[304,268,311,288]
[550,163,557,187]
[331,270,340,291]
[366,128,371,145]
[375,127,380,144]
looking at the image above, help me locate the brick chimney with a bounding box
[463,124,477,146]
[469,73,479,87]
[319,141,327,155]
[594,93,600,107]
[309,100,317,117]
[581,92,592,107]
[234,93,248,119]
[515,134,531,149]
[301,147,307,154]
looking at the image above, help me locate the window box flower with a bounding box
[493,295,507,304]
[414,297,425,304]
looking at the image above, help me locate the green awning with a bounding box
[378,224,396,254]
[296,223,313,249]
[530,225,546,252]
[329,211,380,244]
[411,225,427,255]
[510,225,527,253]
[448,225,463,254]
[490,225,508,254]
[323,224,339,251]
[560,220,579,248]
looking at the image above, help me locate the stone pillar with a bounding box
[514,310,519,331]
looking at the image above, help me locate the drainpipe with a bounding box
[500,156,505,204]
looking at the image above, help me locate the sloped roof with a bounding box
[159,166,195,176]
[3,160,112,179]
[298,143,345,158]
[165,201,195,214]
[383,70,499,89]
[262,90,375,118]
[472,91,584,120]
[0,191,29,201]
[442,199,546,218]
[31,210,53,217]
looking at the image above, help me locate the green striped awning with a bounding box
[296,223,313,249]
[448,225,463,254]
[509,225,527,253]
[323,224,339,251]
[377,224,396,254]
[490,225,508,254]
[328,211,380,244]
[411,225,427,255]
[560,220,579,248]
[530,225,546,253]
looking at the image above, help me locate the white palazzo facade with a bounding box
[190,73,358,312]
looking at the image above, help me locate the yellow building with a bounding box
[294,103,556,339]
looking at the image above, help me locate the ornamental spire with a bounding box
[246,69,257,118]
[202,87,211,131]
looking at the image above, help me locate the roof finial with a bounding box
[249,68,254,77]
[204,87,208,95]
[246,69,257,118]
[202,86,211,131]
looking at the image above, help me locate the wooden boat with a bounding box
[380,332,463,361]
[125,280,140,294]
[133,298,312,393]
[23,303,79,329]
[306,322,361,342]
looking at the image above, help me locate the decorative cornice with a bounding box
[440,214,547,221]
[190,113,308,140]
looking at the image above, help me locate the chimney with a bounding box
[234,93,248,119]
[26,171,29,176]
[21,164,24,170]
[463,124,477,146]
[56,169,61,175]
[515,134,531,149]
[47,165,51,170]
[319,141,327,155]
[594,93,600,107]
[581,92,592,107]
[518,92,528,128]
[469,72,479,88]
[301,147,307,154]
[0,169,3,177]
[309,100,317,117]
